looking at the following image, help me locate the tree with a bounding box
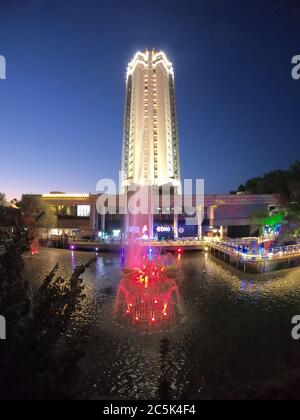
[289,180,300,202]
[290,160,300,179]
[288,161,300,202]
[250,210,269,236]
[19,195,57,237]
[251,210,285,236]
[0,228,94,399]
[238,162,300,242]
[277,204,300,244]
[237,162,300,203]
[0,192,6,206]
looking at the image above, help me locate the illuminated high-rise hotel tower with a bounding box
[121,49,181,192]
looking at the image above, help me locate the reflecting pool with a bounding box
[24,248,300,399]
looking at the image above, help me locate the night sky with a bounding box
[0,0,300,199]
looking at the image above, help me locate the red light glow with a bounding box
[114,259,182,328]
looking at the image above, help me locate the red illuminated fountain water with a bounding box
[115,191,182,329]
[114,253,182,328]
[30,238,39,256]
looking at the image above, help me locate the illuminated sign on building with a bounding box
[156,226,172,233]
[112,229,121,238]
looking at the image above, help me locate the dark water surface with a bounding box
[23,248,300,400]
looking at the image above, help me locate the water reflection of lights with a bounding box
[114,260,182,328]
[30,239,39,256]
[239,279,261,303]
[71,251,77,270]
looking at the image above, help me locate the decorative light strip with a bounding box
[42,194,90,198]
[126,50,175,80]
[152,51,174,76]
[126,51,149,81]
[210,240,300,262]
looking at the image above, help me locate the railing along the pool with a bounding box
[209,239,300,273]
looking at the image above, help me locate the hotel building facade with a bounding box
[121,49,181,192]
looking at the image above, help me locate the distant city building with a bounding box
[121,49,181,192]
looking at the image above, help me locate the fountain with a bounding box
[114,256,182,328]
[114,185,183,329]
[114,260,181,325]
[30,238,39,256]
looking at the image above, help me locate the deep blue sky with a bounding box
[0,0,300,199]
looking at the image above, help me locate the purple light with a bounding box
[70,245,75,251]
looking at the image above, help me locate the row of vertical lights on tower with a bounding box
[153,69,158,178]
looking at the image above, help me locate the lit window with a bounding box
[77,205,90,217]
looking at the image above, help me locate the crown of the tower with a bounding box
[126,49,174,82]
